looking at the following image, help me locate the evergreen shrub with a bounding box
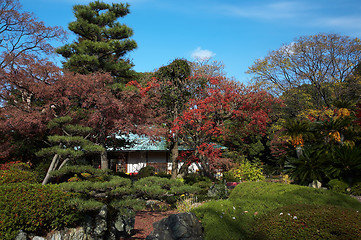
[252,204,361,240]
[134,176,202,204]
[328,179,348,194]
[0,162,38,184]
[223,161,265,182]
[0,183,78,240]
[193,180,213,195]
[183,173,211,185]
[137,165,155,178]
[351,182,361,196]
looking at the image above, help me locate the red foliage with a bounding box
[0,56,163,161]
[172,76,280,175]
[177,151,199,166]
[0,161,21,170]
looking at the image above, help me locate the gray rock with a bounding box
[29,227,91,240]
[309,180,322,188]
[15,230,27,240]
[94,205,108,238]
[32,237,46,240]
[108,208,135,239]
[146,212,203,240]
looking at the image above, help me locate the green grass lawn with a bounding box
[192,182,361,240]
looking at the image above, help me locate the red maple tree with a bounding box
[173,76,280,177]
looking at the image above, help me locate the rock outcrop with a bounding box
[146,212,203,240]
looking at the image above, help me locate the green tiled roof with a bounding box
[108,133,226,152]
[108,134,168,151]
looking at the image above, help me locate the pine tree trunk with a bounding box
[42,154,60,185]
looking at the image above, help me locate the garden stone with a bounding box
[15,230,27,240]
[94,205,108,238]
[309,180,322,188]
[146,212,203,240]
[32,237,46,240]
[108,208,135,239]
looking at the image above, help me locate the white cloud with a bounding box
[218,1,314,20]
[191,47,216,60]
[316,16,361,28]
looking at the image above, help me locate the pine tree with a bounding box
[37,116,104,185]
[57,0,137,83]
[57,1,138,170]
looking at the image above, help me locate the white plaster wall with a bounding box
[127,152,146,173]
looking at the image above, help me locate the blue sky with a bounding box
[21,0,361,83]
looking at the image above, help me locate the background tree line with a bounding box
[0,0,360,186]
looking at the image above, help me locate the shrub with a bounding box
[0,162,38,184]
[133,176,183,199]
[183,173,212,185]
[0,183,79,240]
[176,195,204,213]
[252,204,361,240]
[137,165,155,178]
[133,176,204,206]
[223,161,265,182]
[328,179,348,194]
[207,182,229,200]
[351,182,361,196]
[193,180,213,195]
[155,171,171,179]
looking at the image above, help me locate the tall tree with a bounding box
[0,0,66,70]
[154,59,195,178]
[0,0,65,162]
[57,1,138,169]
[248,33,361,109]
[56,0,137,83]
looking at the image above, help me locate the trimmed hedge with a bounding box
[252,204,361,239]
[0,162,38,184]
[192,182,361,240]
[133,176,202,205]
[328,179,348,194]
[0,183,79,240]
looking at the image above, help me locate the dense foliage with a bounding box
[173,77,281,177]
[0,162,38,183]
[223,161,265,182]
[0,183,79,240]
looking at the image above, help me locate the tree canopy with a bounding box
[248,33,361,109]
[56,0,137,83]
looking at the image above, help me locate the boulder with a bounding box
[309,180,322,188]
[93,205,108,238]
[146,212,203,240]
[108,208,135,239]
[15,230,27,240]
